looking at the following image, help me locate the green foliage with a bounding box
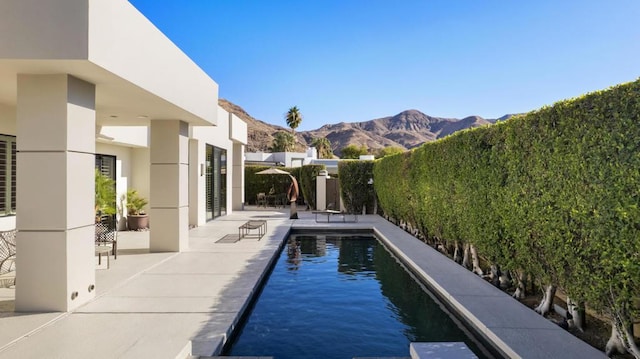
[95,169,116,220]
[340,144,368,159]
[373,78,640,323]
[372,151,412,222]
[125,189,148,215]
[339,160,375,214]
[311,137,334,159]
[299,164,326,209]
[285,106,303,133]
[376,146,405,159]
[270,131,296,152]
[245,166,293,204]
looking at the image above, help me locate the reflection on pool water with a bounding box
[225,234,487,359]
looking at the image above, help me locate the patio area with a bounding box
[0,208,295,358]
[0,208,604,358]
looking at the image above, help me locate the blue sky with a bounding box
[129,1,640,131]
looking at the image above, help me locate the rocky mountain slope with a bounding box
[219,99,502,155]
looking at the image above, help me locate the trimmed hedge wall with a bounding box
[338,160,375,214]
[299,164,325,210]
[373,79,640,323]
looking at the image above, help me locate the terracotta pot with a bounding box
[127,214,149,230]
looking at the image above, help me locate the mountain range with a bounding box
[219,99,513,156]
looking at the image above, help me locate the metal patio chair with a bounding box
[0,229,17,288]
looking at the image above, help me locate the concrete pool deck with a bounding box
[0,209,605,358]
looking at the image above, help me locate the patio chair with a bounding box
[256,192,267,207]
[95,220,118,260]
[0,229,17,288]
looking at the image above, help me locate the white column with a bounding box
[15,74,96,311]
[188,138,200,226]
[232,143,244,211]
[149,120,189,252]
[316,175,327,210]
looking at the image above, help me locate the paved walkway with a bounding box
[0,209,605,358]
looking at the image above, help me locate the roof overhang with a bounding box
[0,0,218,127]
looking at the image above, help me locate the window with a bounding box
[0,135,16,216]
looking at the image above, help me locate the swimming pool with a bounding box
[225,233,488,359]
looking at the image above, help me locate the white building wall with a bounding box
[190,107,239,226]
[0,104,16,135]
[245,148,316,168]
[131,147,151,214]
[99,126,149,148]
[188,138,200,226]
[245,152,273,163]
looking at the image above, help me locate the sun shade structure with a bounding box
[256,168,299,219]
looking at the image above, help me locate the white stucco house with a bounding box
[245,147,318,168]
[0,0,246,312]
[245,148,374,174]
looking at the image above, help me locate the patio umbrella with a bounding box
[255,168,299,219]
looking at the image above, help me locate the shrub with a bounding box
[339,160,375,214]
[299,164,325,209]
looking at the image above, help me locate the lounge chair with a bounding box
[311,209,358,223]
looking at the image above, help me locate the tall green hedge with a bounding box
[372,151,413,223]
[373,78,640,326]
[339,160,375,214]
[299,164,325,209]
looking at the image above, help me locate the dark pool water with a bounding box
[225,234,486,359]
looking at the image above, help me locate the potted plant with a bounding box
[95,169,116,223]
[125,189,149,230]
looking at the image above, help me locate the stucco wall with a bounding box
[0,0,89,59]
[190,107,237,226]
[0,104,16,135]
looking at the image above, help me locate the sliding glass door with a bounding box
[206,144,227,220]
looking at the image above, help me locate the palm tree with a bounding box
[271,131,296,152]
[311,137,333,159]
[285,106,303,133]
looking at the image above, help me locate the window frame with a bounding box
[0,134,16,217]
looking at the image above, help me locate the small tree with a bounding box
[340,144,368,159]
[271,131,296,152]
[376,146,405,159]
